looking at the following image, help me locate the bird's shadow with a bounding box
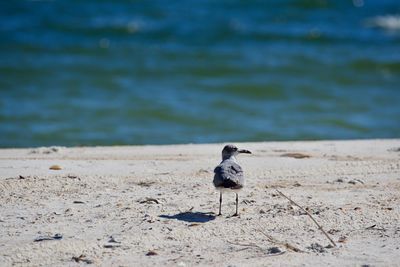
[159,211,216,223]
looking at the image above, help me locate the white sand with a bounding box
[0,139,399,266]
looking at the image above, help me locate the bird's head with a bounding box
[222,144,251,160]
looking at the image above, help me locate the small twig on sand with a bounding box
[256,228,304,253]
[275,189,337,247]
[227,240,264,250]
[365,224,386,231]
[227,240,287,256]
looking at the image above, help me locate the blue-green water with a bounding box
[1,1,400,147]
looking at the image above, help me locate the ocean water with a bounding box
[0,0,399,148]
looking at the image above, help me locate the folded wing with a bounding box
[213,161,244,189]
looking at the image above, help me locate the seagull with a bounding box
[213,144,251,216]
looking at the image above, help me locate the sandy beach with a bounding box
[0,139,399,266]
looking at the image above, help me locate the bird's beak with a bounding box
[238,149,252,154]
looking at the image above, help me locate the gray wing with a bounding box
[213,161,244,189]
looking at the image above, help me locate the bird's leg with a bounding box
[218,192,222,216]
[233,193,239,216]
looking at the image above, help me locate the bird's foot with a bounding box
[232,213,240,217]
[217,212,222,216]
